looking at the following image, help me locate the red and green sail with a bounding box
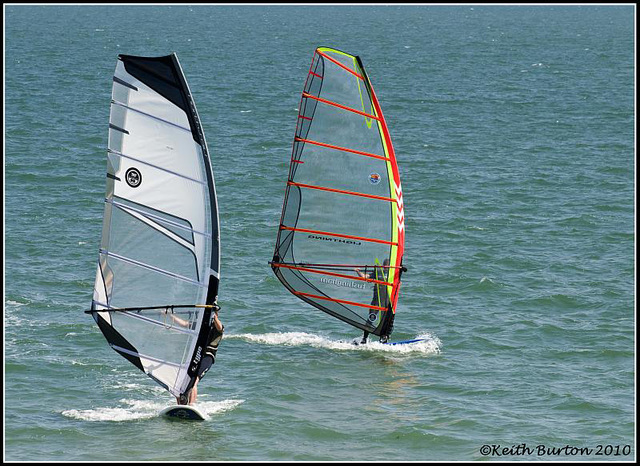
[272,47,405,338]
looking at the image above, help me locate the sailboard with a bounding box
[160,404,207,421]
[86,53,221,408]
[271,47,406,343]
[382,338,427,346]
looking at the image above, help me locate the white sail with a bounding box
[90,54,220,398]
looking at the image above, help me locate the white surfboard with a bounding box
[159,405,207,421]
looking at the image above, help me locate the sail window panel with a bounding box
[292,143,391,198]
[111,308,200,369]
[114,60,191,131]
[108,206,199,281]
[294,186,392,243]
[277,267,374,328]
[144,361,181,393]
[303,100,384,162]
[113,197,197,245]
[285,191,391,263]
[115,107,203,182]
[123,207,195,245]
[102,254,206,309]
[285,225,391,275]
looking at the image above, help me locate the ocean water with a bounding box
[4,5,635,462]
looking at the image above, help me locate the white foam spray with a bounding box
[227,331,441,356]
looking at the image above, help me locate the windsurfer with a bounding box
[355,259,391,343]
[169,304,224,405]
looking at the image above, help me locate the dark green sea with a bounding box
[4,4,635,462]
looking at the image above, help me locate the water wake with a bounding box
[228,331,441,356]
[61,398,244,422]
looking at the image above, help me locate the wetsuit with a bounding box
[361,267,390,343]
[368,267,389,322]
[197,320,224,380]
[176,309,224,405]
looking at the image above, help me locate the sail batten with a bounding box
[279,225,398,246]
[117,312,199,335]
[302,92,381,120]
[272,47,405,338]
[90,53,220,398]
[288,181,397,203]
[294,137,389,161]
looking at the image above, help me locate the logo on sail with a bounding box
[308,234,361,246]
[190,345,202,372]
[369,173,381,184]
[320,277,366,290]
[125,167,142,188]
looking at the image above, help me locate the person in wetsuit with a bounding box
[355,259,391,344]
[169,304,224,405]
